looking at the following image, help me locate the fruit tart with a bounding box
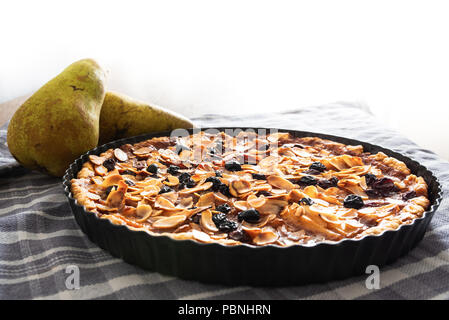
[71,130,430,247]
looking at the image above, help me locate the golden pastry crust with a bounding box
[70,131,430,247]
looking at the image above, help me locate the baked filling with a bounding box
[71,130,430,246]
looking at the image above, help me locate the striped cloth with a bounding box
[0,102,448,300]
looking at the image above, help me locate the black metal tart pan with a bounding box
[63,128,443,286]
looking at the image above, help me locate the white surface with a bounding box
[0,0,448,159]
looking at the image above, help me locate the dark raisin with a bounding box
[309,162,326,172]
[238,208,260,223]
[229,229,251,242]
[146,163,158,174]
[215,170,223,177]
[103,158,116,171]
[185,178,196,188]
[124,179,135,186]
[299,197,314,206]
[159,185,173,194]
[402,190,417,201]
[178,172,191,183]
[175,143,190,154]
[121,170,136,176]
[224,160,242,171]
[298,175,317,186]
[251,173,266,180]
[363,173,377,186]
[217,220,238,233]
[343,194,364,209]
[167,165,180,175]
[305,169,321,175]
[317,177,338,189]
[216,203,231,214]
[372,177,397,193]
[212,213,227,226]
[218,184,232,197]
[105,185,117,197]
[366,189,381,198]
[205,176,222,191]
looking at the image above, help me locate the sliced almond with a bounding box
[192,229,212,242]
[154,196,175,209]
[267,175,295,190]
[95,165,108,176]
[200,209,219,232]
[133,147,153,156]
[114,148,128,162]
[252,228,279,245]
[101,174,124,188]
[141,185,160,197]
[135,203,153,222]
[247,194,266,208]
[179,181,213,195]
[196,192,215,207]
[152,215,186,229]
[233,200,249,211]
[258,199,288,215]
[89,155,105,166]
[164,175,180,187]
[106,181,128,209]
[229,179,252,197]
[303,185,318,198]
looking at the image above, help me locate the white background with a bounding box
[1,0,448,159]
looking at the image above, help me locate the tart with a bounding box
[70,130,430,247]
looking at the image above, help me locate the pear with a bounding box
[98,91,194,145]
[7,59,107,177]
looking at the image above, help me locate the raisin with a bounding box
[178,172,191,182]
[298,175,317,186]
[299,197,314,206]
[103,158,116,171]
[305,169,321,175]
[251,173,267,180]
[402,190,417,201]
[238,208,260,223]
[309,161,326,172]
[256,190,272,197]
[105,185,117,197]
[124,179,135,186]
[366,189,381,198]
[317,177,338,189]
[217,220,238,232]
[229,229,251,243]
[215,170,223,177]
[146,163,158,174]
[218,184,232,197]
[205,176,222,191]
[224,160,242,171]
[343,194,364,209]
[364,173,377,186]
[159,185,173,194]
[212,213,227,226]
[167,165,180,175]
[216,203,231,214]
[175,143,190,154]
[372,177,397,193]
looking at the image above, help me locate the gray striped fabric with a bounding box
[0,102,448,300]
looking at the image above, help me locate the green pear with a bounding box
[7,59,107,177]
[99,91,194,145]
